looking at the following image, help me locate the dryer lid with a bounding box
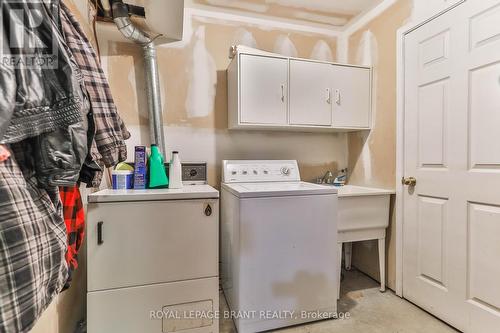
[88,185,219,203]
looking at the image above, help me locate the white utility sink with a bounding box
[333,185,394,296]
[337,185,394,232]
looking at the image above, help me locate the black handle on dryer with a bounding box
[97,221,104,245]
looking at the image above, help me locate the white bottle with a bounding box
[169,151,183,189]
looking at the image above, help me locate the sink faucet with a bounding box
[317,169,348,185]
[334,168,348,186]
[319,171,335,184]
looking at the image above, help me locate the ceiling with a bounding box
[191,0,384,27]
[265,0,384,15]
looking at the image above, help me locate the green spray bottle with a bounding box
[148,144,169,188]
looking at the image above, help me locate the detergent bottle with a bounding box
[148,144,169,188]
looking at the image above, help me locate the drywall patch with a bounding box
[356,30,378,67]
[232,28,258,48]
[105,41,146,125]
[273,35,298,57]
[310,40,333,62]
[185,26,217,118]
[127,69,139,114]
[356,30,379,182]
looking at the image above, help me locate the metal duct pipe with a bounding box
[111,0,166,157]
[143,43,165,157]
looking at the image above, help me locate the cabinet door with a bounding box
[87,199,218,291]
[240,54,288,125]
[289,60,332,126]
[332,65,371,128]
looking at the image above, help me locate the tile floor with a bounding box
[219,269,458,333]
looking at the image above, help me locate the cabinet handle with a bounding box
[335,89,341,105]
[326,88,331,104]
[280,84,285,102]
[97,221,104,245]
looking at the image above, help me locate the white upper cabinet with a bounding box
[331,65,371,128]
[239,54,288,125]
[227,48,371,131]
[289,59,333,126]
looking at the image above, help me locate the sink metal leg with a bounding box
[378,237,386,292]
[337,242,342,299]
[344,242,352,270]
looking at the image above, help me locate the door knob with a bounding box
[402,177,417,186]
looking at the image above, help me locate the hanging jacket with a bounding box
[0,0,83,143]
[1,0,90,188]
[60,2,130,187]
[0,28,16,140]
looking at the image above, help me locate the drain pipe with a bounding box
[111,0,166,157]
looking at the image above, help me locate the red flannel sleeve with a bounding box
[59,185,85,271]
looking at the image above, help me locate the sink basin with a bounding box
[337,185,394,197]
[333,185,395,295]
[336,185,394,233]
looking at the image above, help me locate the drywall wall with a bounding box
[345,0,412,290]
[98,13,347,187]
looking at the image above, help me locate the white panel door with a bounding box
[403,0,500,332]
[239,54,288,125]
[331,65,371,128]
[289,60,332,126]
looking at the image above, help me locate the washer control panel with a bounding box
[223,160,300,183]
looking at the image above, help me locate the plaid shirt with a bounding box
[0,145,68,333]
[60,3,130,187]
[59,185,85,287]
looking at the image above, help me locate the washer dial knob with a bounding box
[280,167,290,175]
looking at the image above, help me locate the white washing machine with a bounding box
[220,160,338,333]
